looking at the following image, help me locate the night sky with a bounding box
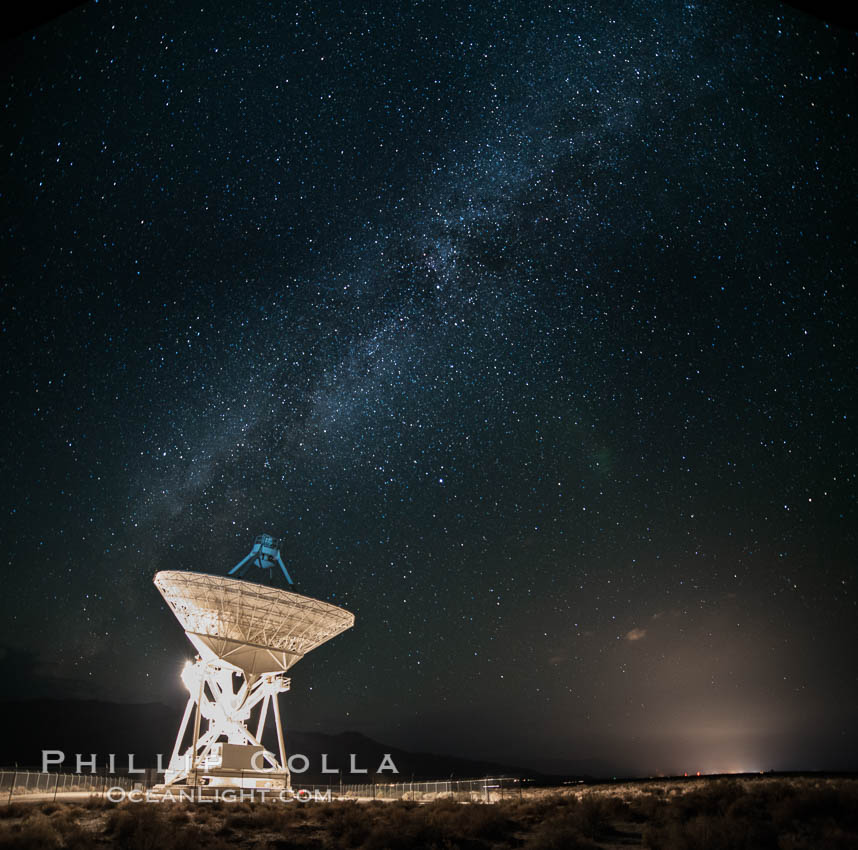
[1,0,856,777]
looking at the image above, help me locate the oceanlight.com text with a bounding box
[107,787,332,803]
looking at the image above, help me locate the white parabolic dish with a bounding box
[154,570,355,675]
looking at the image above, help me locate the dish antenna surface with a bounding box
[153,535,354,791]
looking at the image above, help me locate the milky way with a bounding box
[1,1,856,774]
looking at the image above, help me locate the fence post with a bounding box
[7,766,16,806]
[53,772,60,802]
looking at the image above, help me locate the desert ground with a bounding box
[1,775,856,849]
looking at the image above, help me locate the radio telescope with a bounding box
[153,534,354,790]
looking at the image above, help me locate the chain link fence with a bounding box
[136,776,523,803]
[338,777,522,802]
[1,769,521,804]
[0,768,137,800]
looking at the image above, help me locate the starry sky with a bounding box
[1,0,856,776]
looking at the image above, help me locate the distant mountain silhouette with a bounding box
[283,729,537,783]
[0,699,539,782]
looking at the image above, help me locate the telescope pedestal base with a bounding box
[163,659,292,791]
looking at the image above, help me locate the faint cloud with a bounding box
[625,627,647,642]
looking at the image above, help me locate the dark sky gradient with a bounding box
[1,0,856,776]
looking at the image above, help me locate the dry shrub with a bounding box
[408,798,494,838]
[0,812,62,849]
[281,800,312,824]
[651,812,778,850]
[672,781,744,820]
[644,785,666,796]
[636,780,858,850]
[107,802,168,847]
[186,803,217,825]
[724,789,772,824]
[320,801,373,847]
[0,803,29,820]
[360,803,422,850]
[267,838,323,850]
[105,801,214,850]
[516,795,611,848]
[523,814,598,850]
[49,813,94,850]
[218,801,321,848]
[0,803,92,850]
[513,794,579,825]
[62,827,95,850]
[450,800,511,840]
[47,808,80,835]
[359,799,487,850]
[601,793,631,821]
[82,795,106,809]
[780,823,858,850]
[773,784,858,830]
[577,795,623,839]
[628,790,665,823]
[224,803,287,830]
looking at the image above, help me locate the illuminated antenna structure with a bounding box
[228,533,293,585]
[153,535,354,791]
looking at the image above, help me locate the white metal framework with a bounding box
[154,570,354,789]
